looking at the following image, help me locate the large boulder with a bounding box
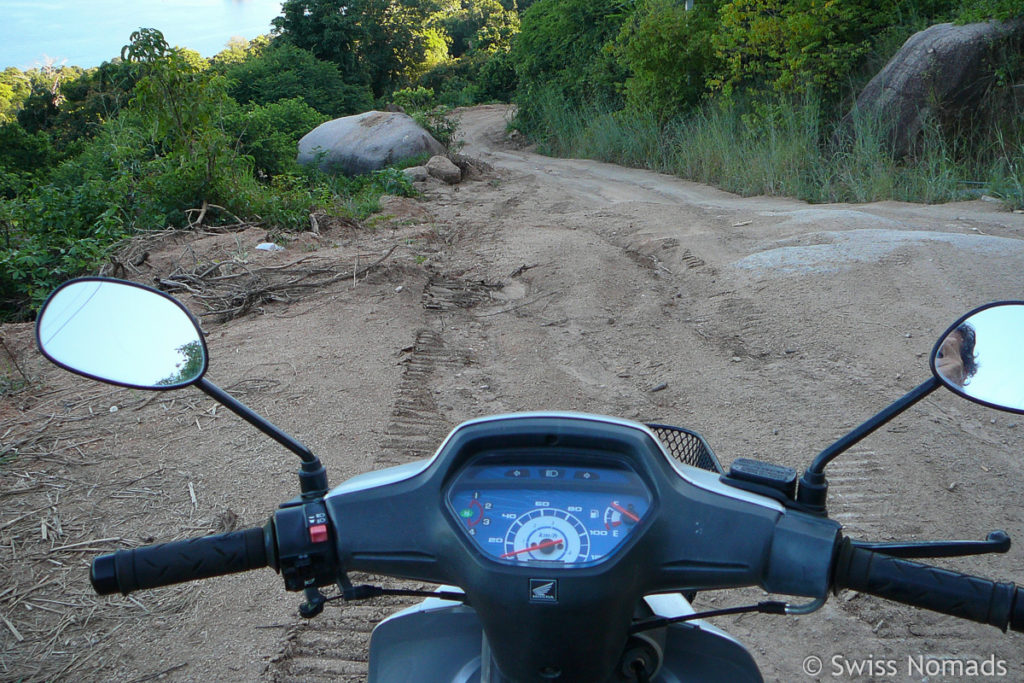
[839,20,1024,158]
[297,111,445,175]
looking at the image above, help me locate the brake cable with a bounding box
[326,583,470,604]
[629,600,789,635]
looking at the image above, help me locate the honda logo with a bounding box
[529,579,558,603]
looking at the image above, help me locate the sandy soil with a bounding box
[3,104,1024,682]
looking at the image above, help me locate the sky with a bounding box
[2,0,283,70]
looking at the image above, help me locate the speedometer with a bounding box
[502,508,590,563]
[446,455,652,567]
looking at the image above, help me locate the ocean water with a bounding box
[2,0,284,70]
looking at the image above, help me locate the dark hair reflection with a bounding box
[956,322,978,381]
[936,322,978,387]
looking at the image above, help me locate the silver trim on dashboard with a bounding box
[327,412,782,513]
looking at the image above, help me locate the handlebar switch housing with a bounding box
[722,458,798,501]
[271,499,339,591]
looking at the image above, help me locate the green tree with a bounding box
[225,43,373,116]
[711,0,901,97]
[0,68,32,123]
[617,0,724,117]
[511,0,633,130]
[437,0,521,57]
[157,340,205,386]
[0,122,56,197]
[273,0,438,97]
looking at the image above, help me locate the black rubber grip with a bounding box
[834,540,1024,632]
[90,526,270,595]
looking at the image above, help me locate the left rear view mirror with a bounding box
[36,278,208,390]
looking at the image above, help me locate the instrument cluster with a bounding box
[446,453,653,567]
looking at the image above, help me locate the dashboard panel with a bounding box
[445,452,653,568]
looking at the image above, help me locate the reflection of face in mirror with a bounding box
[932,303,1024,413]
[935,323,978,387]
[36,279,206,389]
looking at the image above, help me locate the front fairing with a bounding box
[368,593,763,683]
[326,413,838,682]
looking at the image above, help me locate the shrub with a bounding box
[392,86,437,111]
[616,0,724,118]
[225,43,373,117]
[225,98,328,177]
[511,0,632,132]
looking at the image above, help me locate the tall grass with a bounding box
[517,87,1024,209]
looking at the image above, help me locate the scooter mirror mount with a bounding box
[35,277,328,496]
[36,278,208,390]
[798,301,1024,513]
[931,302,1024,415]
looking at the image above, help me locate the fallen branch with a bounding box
[157,246,401,322]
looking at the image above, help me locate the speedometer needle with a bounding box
[500,538,564,558]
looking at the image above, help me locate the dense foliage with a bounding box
[2,0,1023,323]
[509,0,1024,208]
[0,2,525,322]
[511,0,629,130]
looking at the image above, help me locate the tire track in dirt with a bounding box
[265,271,493,681]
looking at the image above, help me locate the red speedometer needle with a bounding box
[499,538,564,558]
[610,502,640,523]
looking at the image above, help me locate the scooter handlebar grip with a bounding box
[90,526,269,595]
[834,541,1024,632]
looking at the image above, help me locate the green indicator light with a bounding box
[460,509,473,518]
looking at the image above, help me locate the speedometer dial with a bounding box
[501,509,589,563]
[446,456,652,568]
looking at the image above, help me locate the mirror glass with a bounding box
[36,279,207,389]
[932,303,1024,413]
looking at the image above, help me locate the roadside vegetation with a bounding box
[511,0,1024,208]
[0,0,1022,323]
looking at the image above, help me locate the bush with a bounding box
[476,50,517,102]
[511,0,632,132]
[0,122,56,196]
[225,43,373,117]
[392,86,437,111]
[413,106,462,150]
[616,0,723,118]
[225,98,328,177]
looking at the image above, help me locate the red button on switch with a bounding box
[309,523,328,544]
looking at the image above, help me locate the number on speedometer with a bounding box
[500,509,590,563]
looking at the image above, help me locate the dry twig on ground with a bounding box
[157,246,400,322]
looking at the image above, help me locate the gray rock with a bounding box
[298,111,445,176]
[426,155,462,184]
[403,165,429,183]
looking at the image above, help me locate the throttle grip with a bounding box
[91,525,271,595]
[834,539,1024,632]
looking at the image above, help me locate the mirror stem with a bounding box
[197,378,328,496]
[797,377,940,513]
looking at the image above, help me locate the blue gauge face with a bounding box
[446,456,653,567]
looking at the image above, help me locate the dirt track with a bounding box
[3,104,1024,681]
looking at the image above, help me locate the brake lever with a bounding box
[851,530,1010,559]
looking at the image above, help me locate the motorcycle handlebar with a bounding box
[90,526,271,595]
[833,539,1024,632]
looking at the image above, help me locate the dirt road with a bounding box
[4,104,1024,681]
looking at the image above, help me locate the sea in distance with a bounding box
[3,0,284,70]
